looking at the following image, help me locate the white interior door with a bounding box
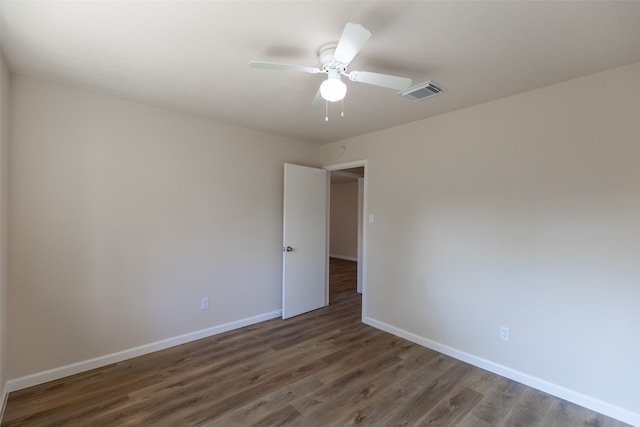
[282,163,328,319]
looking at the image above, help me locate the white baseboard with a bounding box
[0,382,9,423]
[329,254,357,262]
[364,316,639,427]
[6,310,282,393]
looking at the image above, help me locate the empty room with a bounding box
[0,1,639,425]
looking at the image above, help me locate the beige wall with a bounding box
[329,181,358,260]
[0,54,10,395]
[7,76,318,379]
[320,62,640,420]
[4,59,640,423]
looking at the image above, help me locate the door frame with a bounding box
[324,160,368,321]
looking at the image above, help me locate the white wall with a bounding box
[320,62,640,424]
[329,181,358,260]
[7,76,318,380]
[0,54,10,401]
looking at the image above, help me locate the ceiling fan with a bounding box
[249,23,412,105]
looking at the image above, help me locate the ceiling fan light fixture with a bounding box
[320,77,347,102]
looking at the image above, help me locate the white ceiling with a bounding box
[2,1,639,144]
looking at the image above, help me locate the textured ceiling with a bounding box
[2,1,640,144]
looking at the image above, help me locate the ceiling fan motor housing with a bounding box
[318,43,347,75]
[318,43,338,66]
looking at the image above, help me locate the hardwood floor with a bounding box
[2,258,630,426]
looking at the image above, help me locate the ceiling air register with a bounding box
[400,81,446,101]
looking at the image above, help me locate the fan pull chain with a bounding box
[325,101,329,122]
[341,99,344,117]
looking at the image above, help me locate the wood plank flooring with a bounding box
[2,258,630,426]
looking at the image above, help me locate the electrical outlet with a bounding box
[201,297,209,310]
[500,326,510,342]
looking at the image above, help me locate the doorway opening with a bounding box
[325,161,367,319]
[329,257,359,306]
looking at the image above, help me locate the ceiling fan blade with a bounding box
[348,71,412,91]
[312,88,324,107]
[333,23,371,65]
[249,61,322,74]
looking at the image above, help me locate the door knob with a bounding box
[285,246,293,252]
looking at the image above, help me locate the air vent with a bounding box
[400,81,446,101]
